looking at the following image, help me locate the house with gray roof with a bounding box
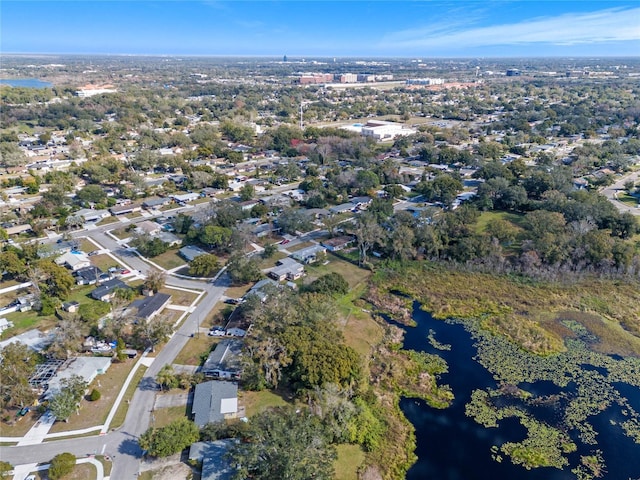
[179,245,208,262]
[128,292,171,322]
[192,381,238,427]
[90,278,127,301]
[189,441,235,480]
[44,356,111,399]
[291,244,327,264]
[201,339,243,380]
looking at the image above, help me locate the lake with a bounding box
[0,78,52,88]
[398,303,640,480]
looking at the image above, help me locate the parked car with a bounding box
[88,250,100,256]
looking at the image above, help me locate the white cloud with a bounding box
[381,7,640,50]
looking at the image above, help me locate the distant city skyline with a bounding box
[1,1,639,57]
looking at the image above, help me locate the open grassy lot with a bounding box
[474,210,526,232]
[90,253,123,272]
[29,462,96,480]
[159,286,201,307]
[48,357,137,433]
[152,405,190,428]
[79,238,98,253]
[304,253,371,289]
[241,390,289,417]
[335,444,366,480]
[109,227,132,240]
[0,408,39,438]
[151,249,186,270]
[173,335,218,366]
[96,216,120,227]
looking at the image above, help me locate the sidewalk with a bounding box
[16,411,55,446]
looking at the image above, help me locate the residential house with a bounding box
[142,197,172,209]
[61,301,80,313]
[44,356,111,400]
[110,203,142,216]
[201,339,243,379]
[127,292,172,322]
[0,328,54,352]
[291,244,327,264]
[55,251,91,271]
[350,196,372,208]
[90,278,127,301]
[0,318,14,333]
[179,245,208,262]
[188,441,235,480]
[252,223,280,238]
[157,231,182,247]
[302,208,330,219]
[74,266,103,285]
[245,278,279,303]
[268,257,304,281]
[321,235,354,252]
[73,208,110,223]
[192,381,238,427]
[329,203,355,215]
[5,224,32,236]
[171,192,200,204]
[136,220,162,236]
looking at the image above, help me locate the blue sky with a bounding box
[1,1,639,57]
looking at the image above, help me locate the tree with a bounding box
[277,208,313,235]
[261,243,278,259]
[0,343,38,409]
[36,261,75,300]
[49,375,88,421]
[76,184,107,204]
[228,407,336,480]
[89,389,101,401]
[307,273,349,296]
[156,364,178,391]
[48,453,76,480]
[354,213,385,267]
[227,255,262,285]
[133,313,173,351]
[239,184,255,201]
[143,270,166,293]
[189,253,220,277]
[138,418,200,457]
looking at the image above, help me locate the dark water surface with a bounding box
[399,304,640,480]
[0,78,52,88]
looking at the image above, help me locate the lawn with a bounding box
[256,251,287,270]
[0,408,39,438]
[1,285,98,339]
[619,192,640,207]
[224,284,253,299]
[335,444,366,480]
[109,227,132,240]
[152,405,190,428]
[110,365,147,429]
[151,249,187,270]
[96,216,120,227]
[79,238,99,253]
[474,210,526,233]
[90,254,123,272]
[241,390,289,417]
[48,357,138,433]
[159,286,201,307]
[173,335,217,366]
[125,212,144,220]
[304,253,371,289]
[286,241,316,252]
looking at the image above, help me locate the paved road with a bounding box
[1,225,229,477]
[0,184,312,474]
[600,170,640,216]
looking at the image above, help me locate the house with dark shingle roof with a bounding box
[201,339,243,380]
[90,278,127,301]
[128,293,171,322]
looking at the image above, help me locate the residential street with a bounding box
[600,170,640,216]
[0,216,230,478]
